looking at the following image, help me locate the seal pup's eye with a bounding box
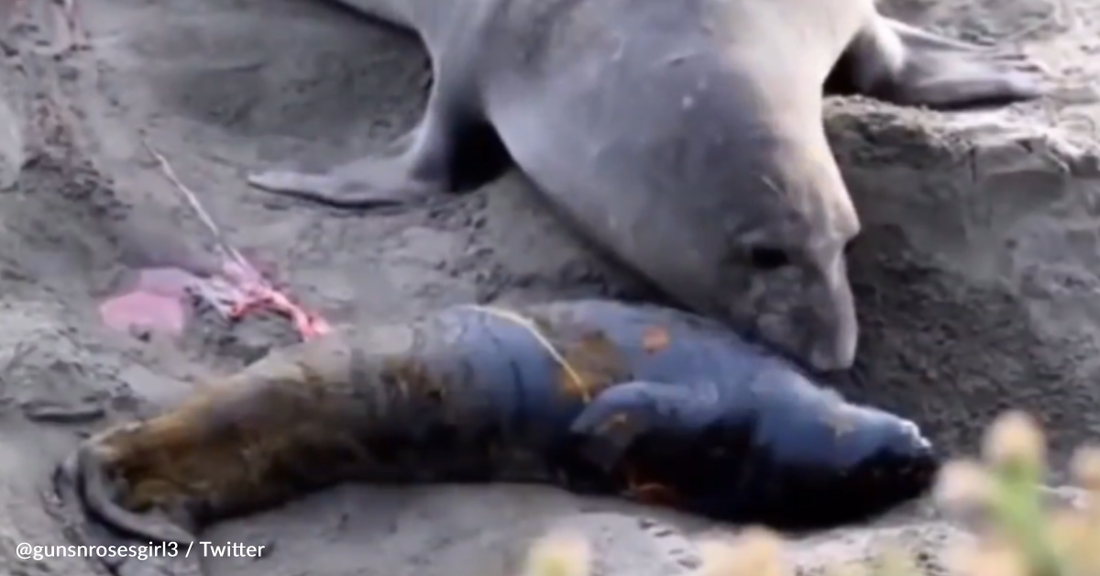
[748,247,790,271]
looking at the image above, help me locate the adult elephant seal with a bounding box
[247,0,1045,371]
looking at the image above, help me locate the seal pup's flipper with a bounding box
[568,381,721,471]
[829,16,1046,110]
[49,425,198,548]
[47,443,205,576]
[65,431,199,545]
[248,79,511,211]
[569,381,721,505]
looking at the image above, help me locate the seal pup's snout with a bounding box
[751,397,939,529]
[889,419,939,486]
[880,419,937,467]
[841,409,941,505]
[897,420,933,454]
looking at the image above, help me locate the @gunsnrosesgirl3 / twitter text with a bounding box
[17,540,268,562]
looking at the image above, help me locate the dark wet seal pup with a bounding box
[570,378,934,530]
[53,299,938,557]
[245,0,1046,372]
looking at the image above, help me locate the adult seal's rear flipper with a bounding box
[568,380,722,473]
[831,16,1046,109]
[247,153,438,210]
[248,71,510,210]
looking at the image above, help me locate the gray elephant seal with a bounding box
[248,0,1045,371]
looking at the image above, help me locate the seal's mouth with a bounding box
[857,443,942,508]
[891,456,940,497]
[911,450,942,493]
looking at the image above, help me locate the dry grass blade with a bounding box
[461,304,591,401]
[140,138,257,281]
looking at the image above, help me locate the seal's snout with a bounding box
[882,419,937,472]
[807,336,855,373]
[805,280,858,373]
[892,420,940,484]
[850,414,941,505]
[896,420,934,455]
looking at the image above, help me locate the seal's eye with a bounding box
[748,247,790,270]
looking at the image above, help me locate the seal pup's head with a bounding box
[745,398,940,530]
[618,380,938,530]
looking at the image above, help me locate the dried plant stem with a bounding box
[140,138,258,281]
[461,304,591,401]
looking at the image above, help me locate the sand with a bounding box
[0,0,1098,574]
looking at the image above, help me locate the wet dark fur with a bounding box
[56,300,939,545]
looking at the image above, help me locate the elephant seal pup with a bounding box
[55,299,938,555]
[246,0,1045,372]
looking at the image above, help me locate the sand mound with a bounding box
[0,0,1097,574]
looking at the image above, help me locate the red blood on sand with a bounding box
[98,263,330,339]
[99,291,186,335]
[220,260,332,338]
[98,268,195,335]
[99,292,187,331]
